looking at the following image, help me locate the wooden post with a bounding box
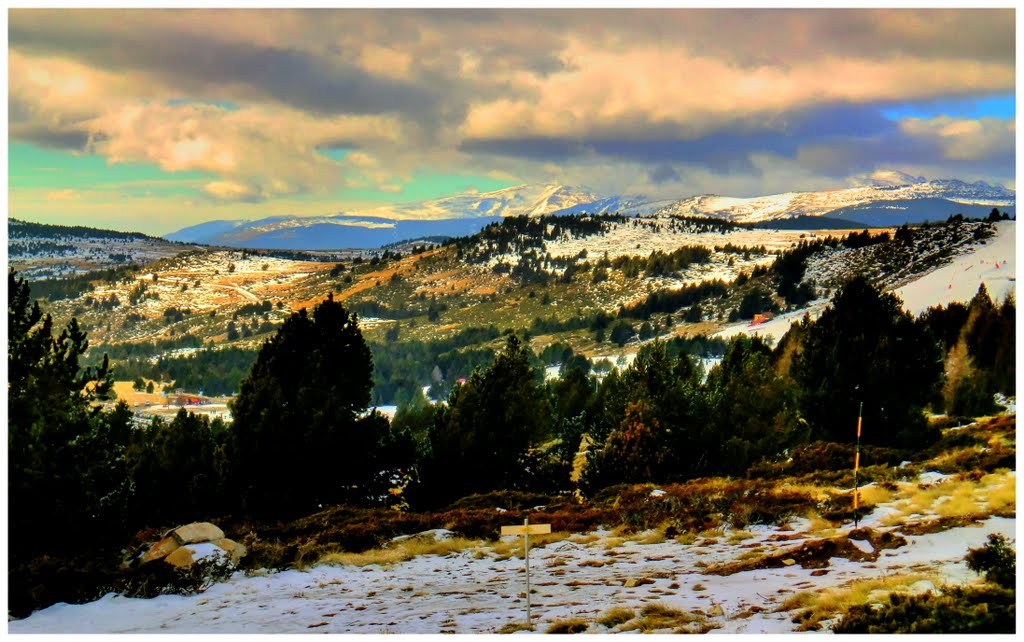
[501,519,551,626]
[524,517,531,623]
[853,401,863,528]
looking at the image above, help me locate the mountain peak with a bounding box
[852,169,927,187]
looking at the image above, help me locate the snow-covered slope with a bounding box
[894,220,1016,315]
[656,179,1014,225]
[361,184,603,221]
[717,221,1016,343]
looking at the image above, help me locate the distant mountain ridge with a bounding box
[655,178,1015,224]
[166,176,1014,249]
[8,217,194,280]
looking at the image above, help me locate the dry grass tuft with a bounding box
[933,485,983,518]
[545,617,590,634]
[736,547,767,561]
[629,529,667,545]
[568,533,601,545]
[778,573,935,631]
[596,606,635,628]
[674,531,698,545]
[318,536,478,567]
[496,622,535,634]
[727,530,755,544]
[983,470,1016,513]
[620,603,705,632]
[856,484,894,507]
[801,512,838,537]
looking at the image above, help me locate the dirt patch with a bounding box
[704,528,907,575]
[895,514,989,536]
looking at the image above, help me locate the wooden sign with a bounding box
[501,523,551,536]
[502,517,551,625]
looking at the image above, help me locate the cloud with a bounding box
[647,164,681,185]
[45,188,81,200]
[203,180,261,203]
[899,116,1015,162]
[82,101,409,200]
[459,38,1012,143]
[7,8,1015,210]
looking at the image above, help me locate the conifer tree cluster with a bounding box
[8,266,1016,614]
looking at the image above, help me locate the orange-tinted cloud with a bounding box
[8,8,1016,206]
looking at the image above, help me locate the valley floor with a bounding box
[10,483,1015,634]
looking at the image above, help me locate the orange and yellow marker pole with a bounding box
[853,401,863,528]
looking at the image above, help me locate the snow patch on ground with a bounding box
[11,513,1015,634]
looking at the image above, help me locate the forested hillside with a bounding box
[9,260,1015,621]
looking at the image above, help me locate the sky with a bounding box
[7,8,1016,236]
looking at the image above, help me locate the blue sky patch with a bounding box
[881,94,1015,121]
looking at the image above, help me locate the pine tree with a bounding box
[418,334,550,506]
[704,335,803,475]
[8,269,126,559]
[228,294,400,514]
[792,276,942,448]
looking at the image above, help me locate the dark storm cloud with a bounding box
[9,96,91,150]
[459,138,595,162]
[10,22,438,118]
[8,8,1015,198]
[647,164,681,185]
[10,127,91,151]
[461,104,903,172]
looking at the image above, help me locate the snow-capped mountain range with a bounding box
[166,175,1014,250]
[659,172,1015,224]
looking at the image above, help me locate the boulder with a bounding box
[140,535,181,564]
[212,538,248,563]
[165,546,196,569]
[173,522,225,544]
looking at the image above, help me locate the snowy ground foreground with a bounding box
[715,221,1016,344]
[10,509,1014,634]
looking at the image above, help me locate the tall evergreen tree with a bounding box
[418,334,550,506]
[585,341,707,488]
[8,269,127,557]
[792,276,942,448]
[127,409,230,526]
[704,335,804,475]
[228,295,401,514]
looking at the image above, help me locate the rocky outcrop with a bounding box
[173,522,225,545]
[137,522,246,568]
[139,535,180,564]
